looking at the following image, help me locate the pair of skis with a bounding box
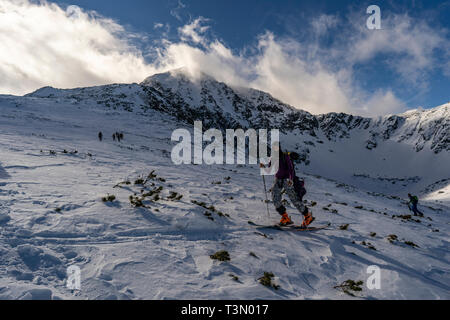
[248,221,331,232]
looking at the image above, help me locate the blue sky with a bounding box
[1,0,449,115]
[52,1,448,45]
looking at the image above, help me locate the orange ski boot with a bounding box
[301,212,315,229]
[279,213,293,226]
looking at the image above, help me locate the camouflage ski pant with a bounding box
[272,178,307,216]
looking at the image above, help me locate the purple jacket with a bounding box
[271,153,295,181]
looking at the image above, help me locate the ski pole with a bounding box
[262,175,270,218]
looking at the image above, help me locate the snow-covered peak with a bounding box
[26,86,66,98]
[141,68,217,90]
[366,103,450,154]
[401,102,449,117]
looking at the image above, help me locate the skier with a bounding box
[408,193,423,217]
[116,132,121,142]
[119,133,124,141]
[98,131,103,141]
[260,144,314,227]
[112,133,116,141]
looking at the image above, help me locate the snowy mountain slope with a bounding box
[0,70,449,300]
[27,69,449,199]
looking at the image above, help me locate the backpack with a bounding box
[285,152,306,201]
[294,176,306,201]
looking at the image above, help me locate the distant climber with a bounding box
[98,132,103,141]
[260,144,313,227]
[408,193,424,217]
[114,132,124,142]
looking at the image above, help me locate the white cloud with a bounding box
[361,89,406,116]
[0,0,158,94]
[178,17,210,45]
[345,13,448,88]
[155,30,406,116]
[0,0,448,117]
[311,14,340,37]
[250,33,353,114]
[170,0,187,22]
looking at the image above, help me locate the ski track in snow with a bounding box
[0,93,449,300]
